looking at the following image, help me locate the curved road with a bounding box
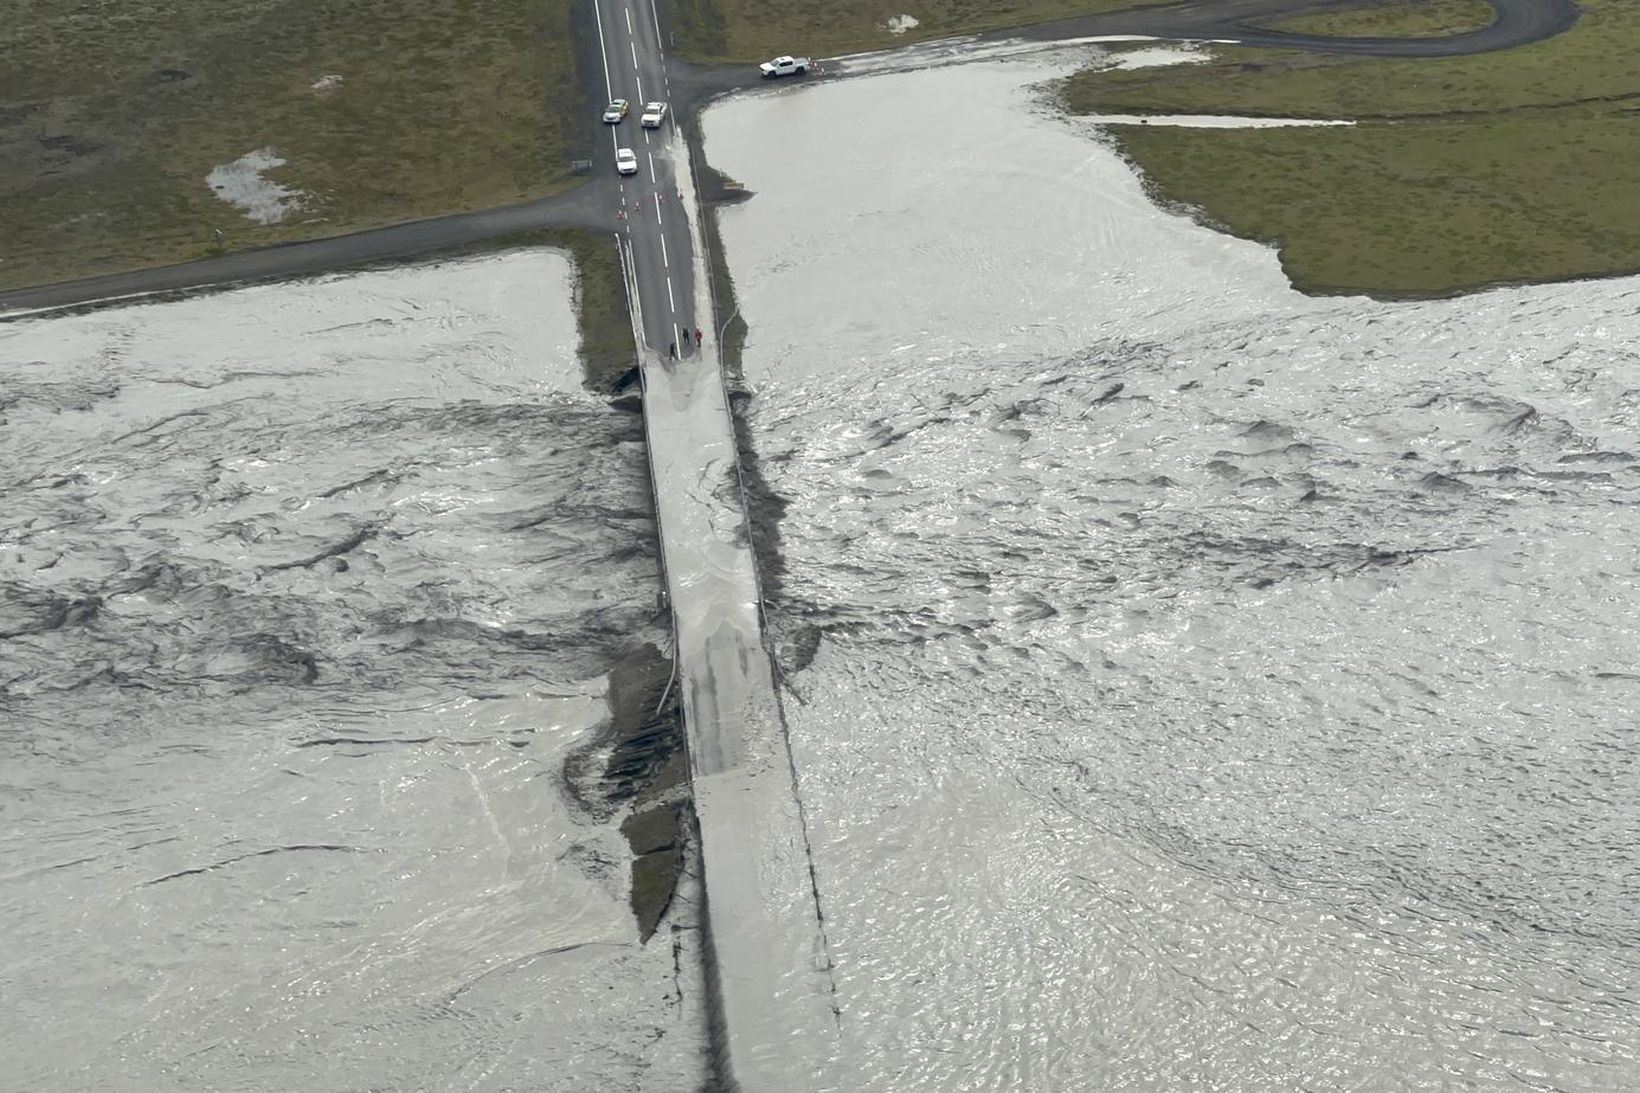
[666,0,1578,103]
[1012,0,1579,57]
[0,0,1579,315]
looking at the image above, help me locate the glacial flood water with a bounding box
[6,43,1640,1093]
[0,252,702,1091]
[706,55,1640,1089]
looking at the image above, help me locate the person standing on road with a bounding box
[668,341,677,359]
[695,326,702,349]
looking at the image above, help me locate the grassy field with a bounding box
[1066,0,1638,119]
[0,0,588,291]
[1263,0,1495,38]
[556,230,642,392]
[668,0,1169,62]
[1062,0,1640,296]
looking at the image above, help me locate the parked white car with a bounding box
[615,147,638,176]
[759,55,811,78]
[640,101,668,128]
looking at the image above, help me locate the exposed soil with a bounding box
[562,641,691,942]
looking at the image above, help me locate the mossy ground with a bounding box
[0,0,588,291]
[556,230,641,393]
[1062,0,1639,296]
[1263,0,1495,38]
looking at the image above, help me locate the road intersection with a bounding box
[0,0,1578,316]
[591,0,702,359]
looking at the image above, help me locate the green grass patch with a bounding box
[1111,112,1640,296]
[554,230,641,392]
[1262,0,1495,38]
[670,0,1171,62]
[1061,0,1640,296]
[1065,0,1629,120]
[0,0,588,291]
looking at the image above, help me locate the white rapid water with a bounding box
[705,53,1640,1091]
[0,251,703,1091]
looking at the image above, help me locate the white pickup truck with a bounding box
[759,55,812,78]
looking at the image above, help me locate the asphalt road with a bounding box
[590,0,843,1087]
[0,185,612,318]
[1007,0,1581,57]
[665,0,1580,103]
[591,0,699,359]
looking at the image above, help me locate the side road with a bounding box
[0,187,609,317]
[0,0,1577,317]
[662,0,1578,103]
[1011,0,1578,56]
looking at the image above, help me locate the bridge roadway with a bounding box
[588,0,840,1088]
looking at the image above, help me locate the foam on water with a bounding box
[706,56,1640,1090]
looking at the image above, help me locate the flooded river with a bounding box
[706,55,1640,1090]
[0,252,701,1091]
[7,43,1640,1093]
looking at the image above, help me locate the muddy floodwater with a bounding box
[706,55,1640,1090]
[0,252,701,1091]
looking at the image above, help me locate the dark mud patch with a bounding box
[36,133,104,157]
[1,104,118,186]
[622,802,687,942]
[694,159,753,206]
[562,641,690,941]
[779,622,824,674]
